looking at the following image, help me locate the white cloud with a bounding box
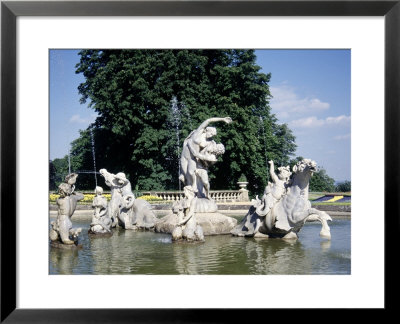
[290,116,324,128]
[326,115,351,125]
[270,85,330,119]
[69,114,97,124]
[334,133,351,140]
[69,114,86,123]
[290,115,351,129]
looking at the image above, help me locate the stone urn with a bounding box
[237,181,248,189]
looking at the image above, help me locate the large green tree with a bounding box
[73,49,296,194]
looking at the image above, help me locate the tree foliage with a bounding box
[71,49,297,194]
[336,180,351,192]
[309,168,336,192]
[49,157,70,191]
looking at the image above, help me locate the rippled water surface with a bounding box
[49,215,350,275]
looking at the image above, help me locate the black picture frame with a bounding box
[1,0,398,322]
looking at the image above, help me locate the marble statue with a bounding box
[252,160,292,233]
[99,169,157,230]
[171,186,204,242]
[99,169,131,227]
[89,186,112,235]
[231,158,332,240]
[50,173,84,247]
[156,116,237,238]
[179,116,232,212]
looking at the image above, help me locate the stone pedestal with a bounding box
[237,182,249,202]
[155,212,237,235]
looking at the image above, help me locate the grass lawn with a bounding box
[311,202,351,206]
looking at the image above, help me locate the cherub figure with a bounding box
[89,186,112,234]
[171,186,204,242]
[251,160,292,234]
[50,173,84,245]
[264,160,292,205]
[99,169,133,227]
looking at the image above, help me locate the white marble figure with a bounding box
[99,169,131,227]
[99,169,157,230]
[49,173,84,245]
[231,159,332,240]
[89,186,112,234]
[193,140,225,199]
[179,117,232,212]
[249,160,292,234]
[171,186,204,242]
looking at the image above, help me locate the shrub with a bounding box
[137,195,164,202]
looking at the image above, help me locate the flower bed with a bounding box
[49,193,164,204]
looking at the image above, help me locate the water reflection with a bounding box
[320,240,331,252]
[49,216,351,275]
[49,247,79,275]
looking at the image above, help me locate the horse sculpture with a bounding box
[231,159,332,240]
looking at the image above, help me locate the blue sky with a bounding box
[50,49,350,182]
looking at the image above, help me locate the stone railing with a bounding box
[141,188,249,203]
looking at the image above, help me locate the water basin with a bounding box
[49,214,350,275]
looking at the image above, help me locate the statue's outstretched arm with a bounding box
[196,117,232,132]
[268,160,279,183]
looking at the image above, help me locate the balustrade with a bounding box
[140,189,249,202]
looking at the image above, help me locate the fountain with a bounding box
[155,117,238,240]
[99,169,158,230]
[90,128,98,187]
[231,158,332,240]
[49,173,84,249]
[169,96,182,191]
[258,115,269,181]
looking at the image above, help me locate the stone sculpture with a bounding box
[99,169,131,227]
[88,186,112,236]
[179,116,232,212]
[171,186,204,242]
[231,158,332,240]
[99,169,157,230]
[156,116,237,239]
[50,173,84,248]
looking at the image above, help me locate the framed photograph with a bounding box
[1,0,398,321]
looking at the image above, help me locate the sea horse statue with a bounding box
[231,158,332,240]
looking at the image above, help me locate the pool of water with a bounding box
[49,215,350,275]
